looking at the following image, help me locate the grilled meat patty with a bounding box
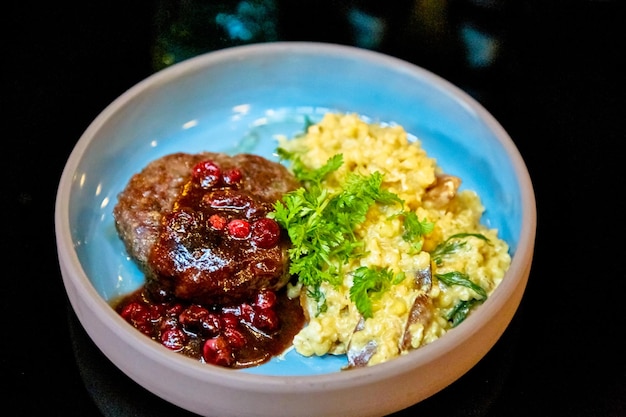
[113,152,299,305]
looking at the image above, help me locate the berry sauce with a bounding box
[112,158,304,369]
[112,285,304,368]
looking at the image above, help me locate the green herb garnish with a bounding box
[435,271,487,299]
[430,233,490,266]
[271,150,402,315]
[306,285,328,315]
[436,271,487,325]
[446,299,483,326]
[350,267,406,319]
[401,211,435,253]
[277,148,343,187]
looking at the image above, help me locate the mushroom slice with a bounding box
[400,266,434,351]
[415,265,432,293]
[423,174,461,207]
[346,317,378,368]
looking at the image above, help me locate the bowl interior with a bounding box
[65,42,528,376]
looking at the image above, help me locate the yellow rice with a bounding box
[279,113,511,366]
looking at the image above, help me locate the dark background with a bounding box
[5,1,624,416]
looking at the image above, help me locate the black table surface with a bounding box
[5,2,625,416]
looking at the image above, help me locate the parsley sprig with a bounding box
[350,267,406,319]
[401,211,434,252]
[271,149,402,313]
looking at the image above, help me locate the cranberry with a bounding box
[120,301,143,321]
[120,302,154,335]
[223,327,247,349]
[179,305,220,336]
[149,304,165,320]
[254,290,277,310]
[227,219,251,239]
[238,303,256,324]
[165,303,184,317]
[208,214,227,230]
[253,308,279,332]
[200,313,222,336]
[179,304,208,324]
[161,328,186,351]
[251,218,281,248]
[221,312,239,329]
[159,316,179,332]
[203,336,234,366]
[222,168,242,186]
[192,160,221,188]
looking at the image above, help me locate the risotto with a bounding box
[272,113,511,367]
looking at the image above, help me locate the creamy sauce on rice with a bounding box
[275,113,511,367]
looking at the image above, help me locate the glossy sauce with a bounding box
[112,157,304,368]
[112,285,304,368]
[148,160,291,306]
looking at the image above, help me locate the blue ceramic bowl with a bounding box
[56,42,535,417]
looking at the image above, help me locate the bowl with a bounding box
[55,42,536,417]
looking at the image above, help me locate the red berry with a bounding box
[179,305,220,336]
[166,303,184,317]
[208,214,227,230]
[149,304,165,320]
[120,301,143,321]
[227,219,251,239]
[120,302,154,335]
[159,316,179,333]
[203,336,234,366]
[251,218,280,248]
[192,160,221,188]
[223,327,247,349]
[238,303,256,324]
[222,168,243,186]
[161,328,186,351]
[221,313,239,329]
[179,304,208,325]
[201,313,222,336]
[253,308,279,332]
[254,289,277,310]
